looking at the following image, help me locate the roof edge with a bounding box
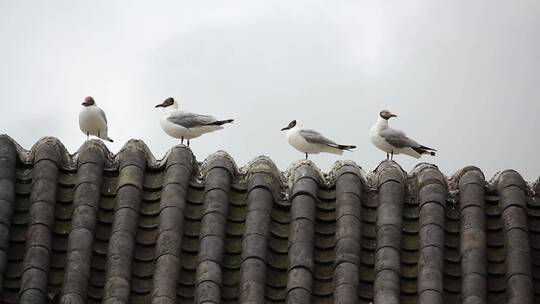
[1,136,537,189]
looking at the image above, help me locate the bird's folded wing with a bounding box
[299,129,338,147]
[98,108,108,125]
[379,128,420,148]
[167,111,217,128]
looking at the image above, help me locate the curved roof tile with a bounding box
[0,136,539,304]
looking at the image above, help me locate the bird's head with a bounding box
[281,120,297,131]
[82,96,95,107]
[155,97,177,109]
[379,110,397,120]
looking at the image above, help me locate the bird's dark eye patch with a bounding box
[84,96,95,106]
[163,97,174,107]
[380,110,392,119]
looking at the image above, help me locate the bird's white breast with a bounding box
[369,124,394,153]
[79,106,106,134]
[287,128,320,154]
[159,114,188,139]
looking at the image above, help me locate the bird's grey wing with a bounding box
[97,108,108,125]
[167,111,217,128]
[379,127,420,148]
[299,129,338,146]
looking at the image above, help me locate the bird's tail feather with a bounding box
[419,145,437,151]
[336,144,356,151]
[106,137,114,143]
[207,119,234,126]
[325,144,355,154]
[412,146,436,156]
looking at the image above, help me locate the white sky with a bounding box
[1,1,539,180]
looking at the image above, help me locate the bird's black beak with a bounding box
[390,113,397,118]
[281,126,289,131]
[81,102,88,106]
[155,104,164,108]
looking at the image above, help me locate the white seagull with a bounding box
[281,120,356,160]
[79,96,113,142]
[155,97,234,146]
[370,109,436,160]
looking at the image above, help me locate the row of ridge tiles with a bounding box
[0,137,539,304]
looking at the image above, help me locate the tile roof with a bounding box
[0,135,539,304]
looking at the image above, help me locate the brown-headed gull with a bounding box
[281,120,356,160]
[370,109,436,160]
[79,96,113,142]
[155,97,234,146]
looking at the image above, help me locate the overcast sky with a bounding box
[1,1,539,181]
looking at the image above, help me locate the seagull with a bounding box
[370,109,436,160]
[155,97,234,146]
[281,120,356,160]
[79,96,113,142]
